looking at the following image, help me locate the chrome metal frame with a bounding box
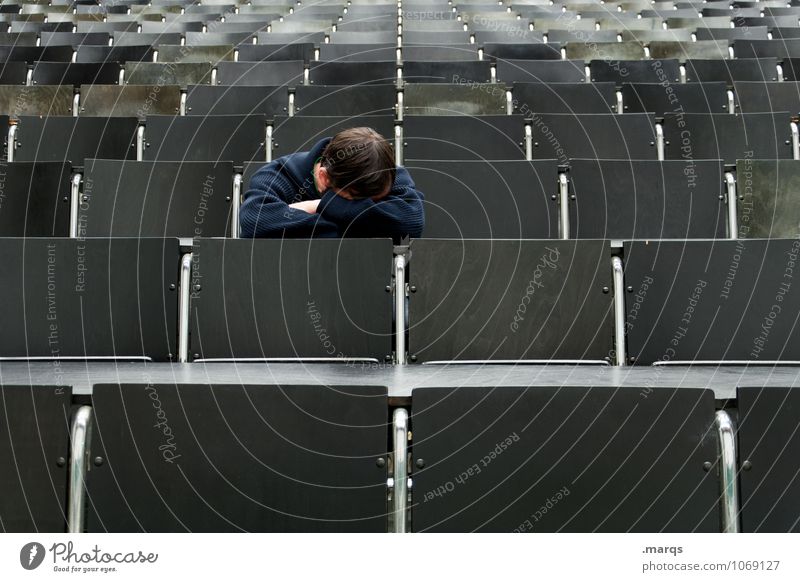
[394,124,403,165]
[178,252,192,363]
[72,92,80,117]
[179,90,187,116]
[791,121,799,160]
[69,172,82,238]
[194,357,381,363]
[612,256,626,367]
[727,90,735,114]
[231,173,242,238]
[7,123,16,162]
[67,405,93,533]
[392,408,409,533]
[558,172,570,240]
[715,410,741,533]
[655,123,665,161]
[654,360,800,366]
[615,90,623,114]
[394,253,407,365]
[524,123,533,161]
[136,125,145,161]
[725,171,738,239]
[422,359,611,365]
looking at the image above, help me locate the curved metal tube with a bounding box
[394,253,407,365]
[67,405,93,533]
[725,172,738,240]
[612,256,626,367]
[392,408,409,533]
[715,410,741,533]
[178,252,193,363]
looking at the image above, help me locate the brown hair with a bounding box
[320,127,396,199]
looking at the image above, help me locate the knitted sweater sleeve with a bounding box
[239,161,339,239]
[316,166,425,241]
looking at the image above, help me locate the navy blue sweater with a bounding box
[240,138,425,240]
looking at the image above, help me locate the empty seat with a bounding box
[0,384,71,532]
[736,159,800,238]
[482,43,563,62]
[114,32,183,46]
[649,41,731,60]
[738,386,800,532]
[530,113,657,160]
[87,383,388,532]
[79,85,182,116]
[0,61,30,85]
[189,238,392,360]
[41,32,111,46]
[471,29,546,44]
[316,43,397,62]
[547,29,619,44]
[619,29,693,43]
[309,61,399,85]
[143,114,267,163]
[734,81,800,115]
[0,45,74,63]
[403,83,506,115]
[30,62,121,86]
[694,26,769,41]
[12,116,138,163]
[257,31,327,45]
[568,159,725,238]
[685,58,779,84]
[270,115,394,159]
[236,42,315,62]
[412,385,718,531]
[770,27,800,39]
[0,161,72,236]
[624,239,800,363]
[622,82,730,115]
[328,31,395,43]
[81,159,233,237]
[662,112,792,164]
[591,59,680,84]
[185,84,287,115]
[496,60,585,83]
[403,45,481,61]
[216,61,305,86]
[293,85,397,115]
[76,45,155,64]
[735,39,800,58]
[408,239,613,361]
[402,30,471,45]
[0,86,73,116]
[513,83,616,114]
[0,237,178,359]
[402,61,492,83]
[156,44,235,63]
[124,62,215,86]
[141,20,205,33]
[186,31,259,45]
[565,41,646,61]
[405,159,558,237]
[403,115,528,161]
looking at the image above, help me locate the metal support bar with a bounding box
[69,172,81,238]
[505,89,513,115]
[558,172,569,240]
[67,405,93,533]
[725,171,738,240]
[396,89,403,122]
[288,91,295,116]
[7,123,16,162]
[136,124,145,161]
[265,124,273,162]
[179,90,187,116]
[394,253,407,365]
[615,90,623,114]
[612,256,626,367]
[72,92,80,117]
[231,173,242,238]
[178,252,192,363]
[392,407,409,533]
[524,123,532,161]
[727,90,735,114]
[394,124,403,166]
[715,410,741,533]
[791,121,799,160]
[655,122,665,161]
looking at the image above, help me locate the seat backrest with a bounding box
[270,115,395,159]
[185,84,288,116]
[403,114,527,161]
[513,82,616,114]
[293,84,397,116]
[403,82,507,115]
[13,116,138,163]
[216,60,305,86]
[622,82,729,115]
[0,160,72,236]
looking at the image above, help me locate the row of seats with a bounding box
[3,110,795,164]
[2,81,799,117]
[1,57,796,86]
[2,237,800,364]
[4,381,796,532]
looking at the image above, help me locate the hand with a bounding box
[288,199,320,214]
